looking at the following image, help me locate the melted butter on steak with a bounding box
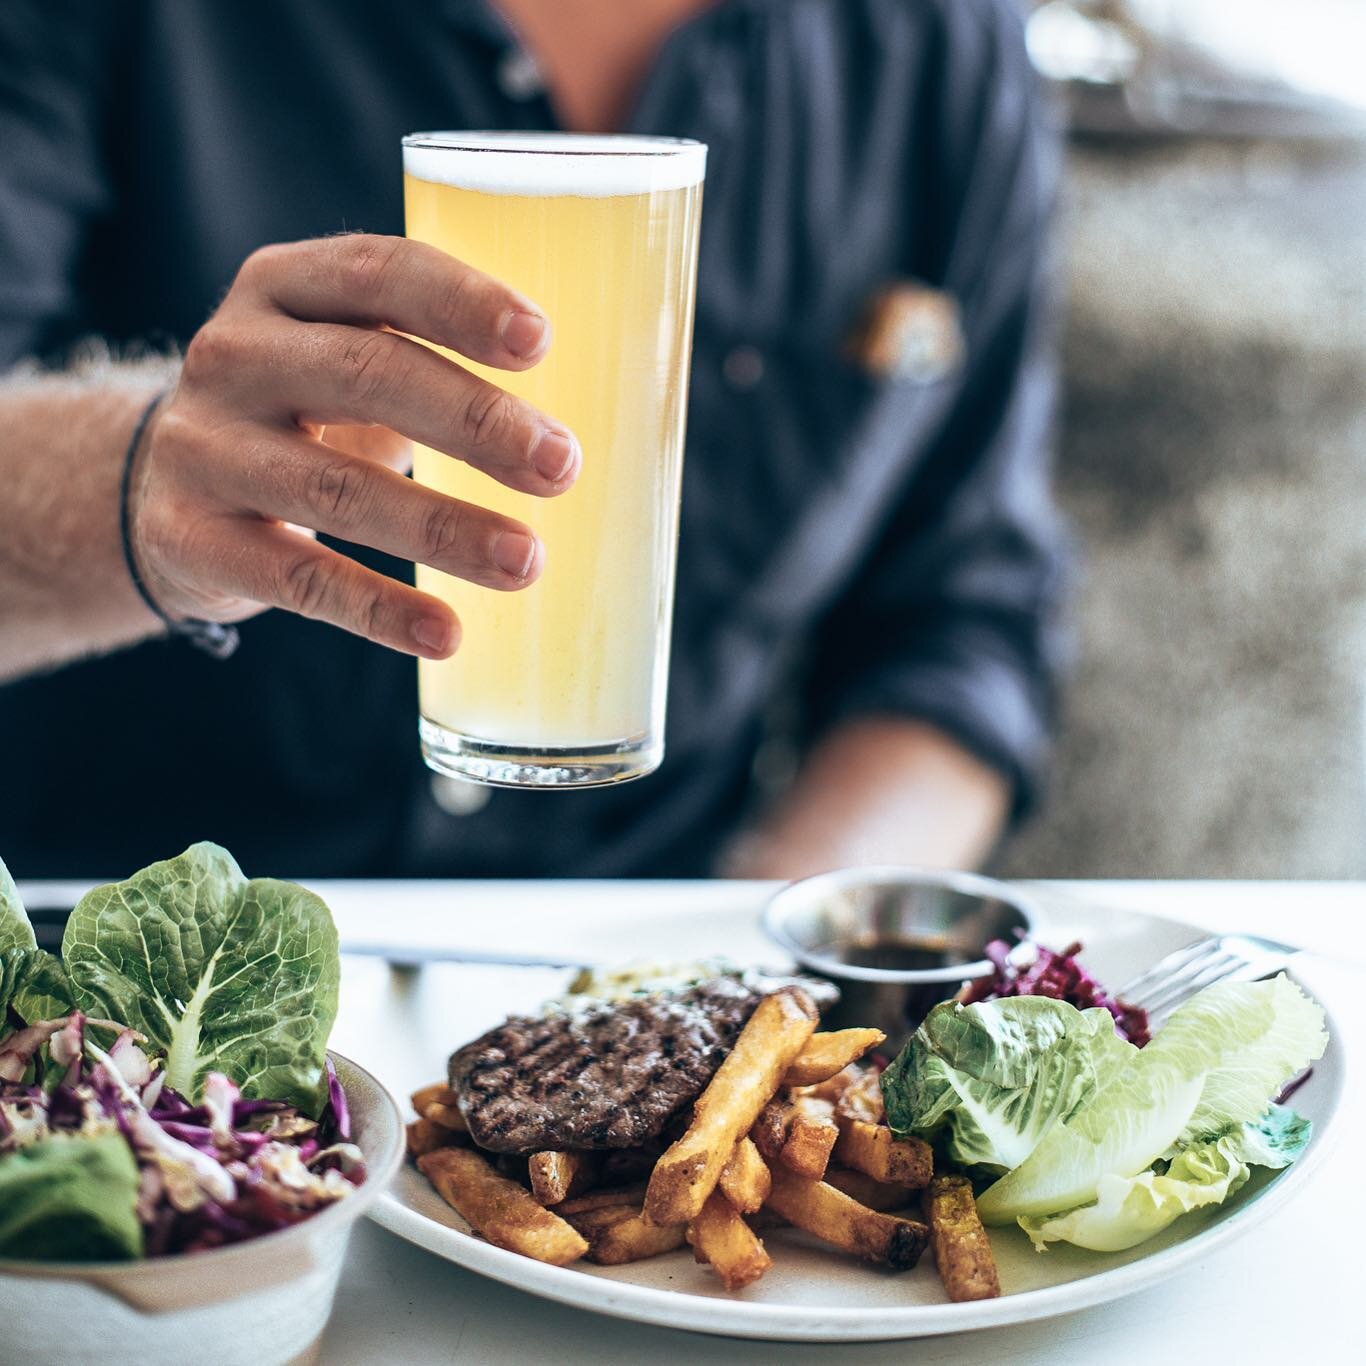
[448,972,836,1154]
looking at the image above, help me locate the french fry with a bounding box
[834,1118,933,1188]
[423,1102,467,1131]
[528,1150,599,1206]
[406,1116,458,1159]
[719,1137,772,1214]
[687,1191,772,1290]
[644,989,818,1226]
[824,1165,916,1213]
[764,1165,929,1270]
[781,1029,886,1087]
[555,1183,649,1216]
[411,1081,469,1133]
[750,1096,796,1162]
[418,1147,588,1266]
[410,1082,458,1115]
[924,1176,1000,1302]
[563,1204,639,1233]
[585,1211,688,1266]
[804,1063,864,1105]
[834,1068,885,1125]
[779,1094,838,1181]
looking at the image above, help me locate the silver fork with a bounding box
[1118,934,1299,1027]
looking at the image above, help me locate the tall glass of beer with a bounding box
[403,133,705,788]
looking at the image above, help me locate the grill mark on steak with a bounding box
[448,973,836,1154]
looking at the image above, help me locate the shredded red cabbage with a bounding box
[0,1012,364,1257]
[326,1057,351,1142]
[961,939,1151,1046]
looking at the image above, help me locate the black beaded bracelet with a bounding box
[119,389,241,661]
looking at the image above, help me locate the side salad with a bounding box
[0,843,360,1262]
[882,953,1327,1253]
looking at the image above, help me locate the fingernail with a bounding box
[493,530,537,580]
[414,617,452,654]
[532,429,578,483]
[501,310,548,361]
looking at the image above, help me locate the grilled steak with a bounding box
[448,972,836,1154]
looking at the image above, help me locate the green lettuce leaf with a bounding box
[1142,975,1328,1150]
[1226,1102,1313,1168]
[0,1133,143,1262]
[1018,1132,1251,1252]
[882,997,1136,1174]
[0,855,32,1018]
[1017,1104,1313,1252]
[61,842,340,1113]
[0,854,32,956]
[976,1051,1205,1223]
[6,952,72,1027]
[976,976,1326,1225]
[0,856,70,1025]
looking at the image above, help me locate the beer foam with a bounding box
[402,133,706,198]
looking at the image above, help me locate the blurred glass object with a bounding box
[1027,0,1366,137]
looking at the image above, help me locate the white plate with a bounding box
[360,900,1344,1342]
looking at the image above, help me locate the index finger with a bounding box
[244,234,550,370]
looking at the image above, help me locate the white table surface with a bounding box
[281,877,1363,1366]
[26,876,1361,1363]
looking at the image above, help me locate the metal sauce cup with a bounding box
[761,867,1039,1057]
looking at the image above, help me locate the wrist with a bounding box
[122,390,241,660]
[120,388,173,631]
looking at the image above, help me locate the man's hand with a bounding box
[130,233,580,657]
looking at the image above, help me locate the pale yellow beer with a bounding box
[402,133,705,786]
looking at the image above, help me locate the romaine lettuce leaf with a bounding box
[0,856,32,1018]
[61,842,339,1114]
[0,1132,143,1261]
[976,976,1325,1225]
[1017,1105,1313,1252]
[5,952,72,1028]
[1017,1132,1250,1252]
[882,997,1136,1174]
[0,856,70,1025]
[0,854,31,956]
[976,1056,1205,1223]
[1142,975,1328,1150]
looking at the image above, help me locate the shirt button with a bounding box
[497,48,544,101]
[430,774,492,816]
[723,345,764,390]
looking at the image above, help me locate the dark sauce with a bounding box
[817,938,973,972]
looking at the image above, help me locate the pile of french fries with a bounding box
[408,987,1000,1302]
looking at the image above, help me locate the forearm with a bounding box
[723,717,1011,880]
[0,362,171,683]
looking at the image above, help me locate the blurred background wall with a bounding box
[998,0,1366,878]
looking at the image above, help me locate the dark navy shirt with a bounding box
[0,0,1068,878]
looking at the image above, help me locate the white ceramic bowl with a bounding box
[0,1052,403,1366]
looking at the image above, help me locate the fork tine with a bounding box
[1118,937,1219,1004]
[1134,948,1242,1016]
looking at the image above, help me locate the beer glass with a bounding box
[403,133,705,788]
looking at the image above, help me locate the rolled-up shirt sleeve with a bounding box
[0,1,114,367]
[806,2,1071,821]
